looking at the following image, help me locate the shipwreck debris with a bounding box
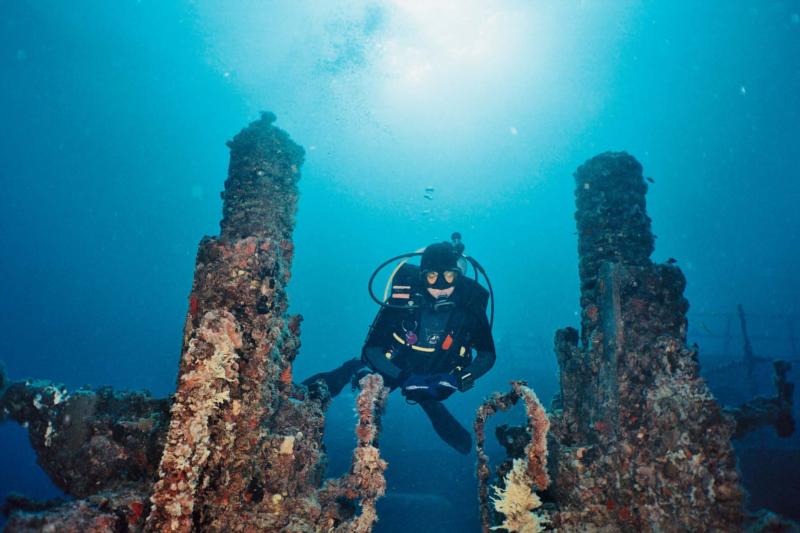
[475,381,550,533]
[0,374,169,498]
[2,486,152,533]
[142,111,313,532]
[317,373,390,533]
[3,135,796,532]
[1,113,391,532]
[549,152,746,531]
[726,360,795,439]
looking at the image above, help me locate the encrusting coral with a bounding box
[146,309,242,532]
[0,366,169,513]
[318,373,390,533]
[490,459,546,533]
[143,112,313,532]
[5,126,797,532]
[475,381,550,533]
[0,114,393,533]
[548,152,746,531]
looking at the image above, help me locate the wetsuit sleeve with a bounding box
[461,310,496,381]
[364,346,403,380]
[462,350,495,381]
[361,308,404,380]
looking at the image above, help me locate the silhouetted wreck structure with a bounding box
[2,123,797,532]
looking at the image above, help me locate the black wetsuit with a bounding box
[303,273,495,453]
[361,276,495,389]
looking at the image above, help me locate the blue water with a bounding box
[1,1,799,530]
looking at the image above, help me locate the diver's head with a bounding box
[420,242,461,300]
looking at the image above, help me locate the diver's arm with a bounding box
[457,310,496,391]
[363,346,404,380]
[461,350,496,381]
[457,350,495,391]
[361,307,405,381]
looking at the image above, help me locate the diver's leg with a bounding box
[419,400,472,455]
[302,358,365,397]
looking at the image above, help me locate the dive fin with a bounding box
[302,358,364,397]
[419,400,472,455]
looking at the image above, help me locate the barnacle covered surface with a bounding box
[1,115,390,533]
[0,369,169,499]
[4,131,795,532]
[475,153,776,532]
[549,152,745,531]
[317,373,390,533]
[475,382,550,533]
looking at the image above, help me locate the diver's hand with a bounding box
[349,365,375,391]
[401,373,457,402]
[457,372,475,392]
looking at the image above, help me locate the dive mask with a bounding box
[424,269,460,289]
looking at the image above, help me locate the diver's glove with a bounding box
[401,373,458,403]
[456,371,475,392]
[456,351,495,392]
[350,365,375,391]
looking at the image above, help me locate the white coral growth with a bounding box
[490,458,548,533]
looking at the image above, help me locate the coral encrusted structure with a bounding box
[548,152,745,531]
[0,372,169,499]
[475,381,550,533]
[145,112,390,532]
[0,369,167,530]
[317,373,390,533]
[2,113,390,532]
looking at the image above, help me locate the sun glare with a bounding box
[380,0,526,93]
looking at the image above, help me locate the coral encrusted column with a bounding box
[146,113,328,532]
[550,152,745,531]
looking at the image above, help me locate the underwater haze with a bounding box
[1,1,799,530]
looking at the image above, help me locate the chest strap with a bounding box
[392,332,436,352]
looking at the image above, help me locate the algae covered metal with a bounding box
[1,114,391,532]
[2,127,795,533]
[549,152,745,530]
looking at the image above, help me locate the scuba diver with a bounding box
[302,233,496,454]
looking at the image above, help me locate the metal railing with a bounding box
[690,307,799,381]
